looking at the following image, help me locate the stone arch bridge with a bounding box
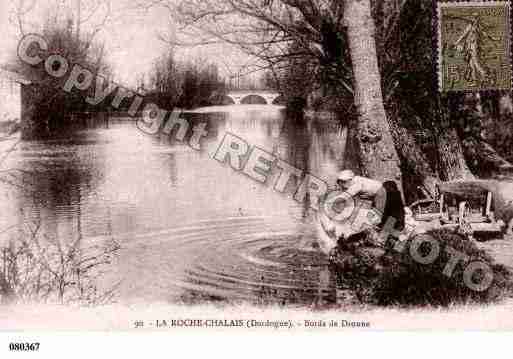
[224,91,282,105]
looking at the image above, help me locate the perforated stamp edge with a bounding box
[435,0,513,93]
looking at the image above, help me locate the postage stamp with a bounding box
[437,1,512,92]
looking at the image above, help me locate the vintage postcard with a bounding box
[437,1,512,91]
[1,0,513,357]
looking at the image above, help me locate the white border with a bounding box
[1,332,513,359]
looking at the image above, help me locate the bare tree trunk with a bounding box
[437,129,474,180]
[460,93,513,177]
[344,0,402,188]
[435,96,474,181]
[463,137,513,176]
[387,114,439,196]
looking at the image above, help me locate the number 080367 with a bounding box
[9,342,40,351]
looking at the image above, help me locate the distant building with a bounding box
[0,68,31,122]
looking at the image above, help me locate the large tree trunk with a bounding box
[344,0,402,189]
[435,95,474,181]
[437,128,474,181]
[459,93,513,177]
[387,113,439,198]
[462,137,513,176]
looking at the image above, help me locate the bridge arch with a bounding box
[271,95,285,105]
[207,93,235,105]
[221,95,236,105]
[240,94,267,105]
[224,91,281,105]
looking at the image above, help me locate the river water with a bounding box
[0,104,347,306]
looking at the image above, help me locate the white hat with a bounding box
[337,169,355,182]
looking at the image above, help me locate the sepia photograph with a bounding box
[1,0,513,356]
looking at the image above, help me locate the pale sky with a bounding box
[0,0,254,87]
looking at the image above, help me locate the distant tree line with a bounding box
[143,52,227,110]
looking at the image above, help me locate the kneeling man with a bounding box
[336,170,404,231]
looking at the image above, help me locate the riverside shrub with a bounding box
[330,229,513,306]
